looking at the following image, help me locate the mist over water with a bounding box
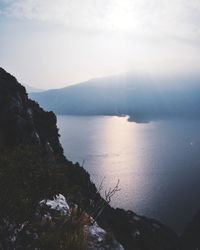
[57,115,200,233]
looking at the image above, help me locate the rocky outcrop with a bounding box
[87,222,124,250]
[0,67,63,157]
[39,194,125,250]
[0,67,33,146]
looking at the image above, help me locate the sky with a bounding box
[0,0,200,89]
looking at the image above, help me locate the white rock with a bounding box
[40,194,70,215]
[133,215,140,221]
[87,221,124,250]
[88,222,106,242]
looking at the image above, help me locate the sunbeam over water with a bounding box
[57,115,200,233]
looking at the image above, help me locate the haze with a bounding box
[0,0,200,89]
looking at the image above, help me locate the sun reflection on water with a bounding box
[57,115,200,232]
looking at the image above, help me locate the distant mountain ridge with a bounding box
[30,73,200,122]
[23,83,44,93]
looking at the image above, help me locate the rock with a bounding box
[87,222,124,250]
[39,194,70,216]
[39,194,124,250]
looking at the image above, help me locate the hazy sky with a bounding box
[0,0,200,88]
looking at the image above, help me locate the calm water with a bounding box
[57,115,200,233]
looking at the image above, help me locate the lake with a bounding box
[57,115,200,233]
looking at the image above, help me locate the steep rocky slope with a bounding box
[0,67,196,249]
[0,67,63,157]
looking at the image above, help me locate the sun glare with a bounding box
[108,3,137,33]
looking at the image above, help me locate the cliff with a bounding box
[0,67,196,249]
[0,67,63,157]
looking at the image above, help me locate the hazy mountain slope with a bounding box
[30,73,200,121]
[23,83,44,93]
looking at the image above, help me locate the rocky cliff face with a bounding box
[0,67,197,250]
[0,67,63,157]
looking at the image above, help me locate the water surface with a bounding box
[57,115,200,233]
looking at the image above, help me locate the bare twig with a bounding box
[104,179,121,204]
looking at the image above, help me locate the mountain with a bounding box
[1,67,200,249]
[30,73,200,122]
[23,83,44,93]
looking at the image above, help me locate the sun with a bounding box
[107,2,136,33]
